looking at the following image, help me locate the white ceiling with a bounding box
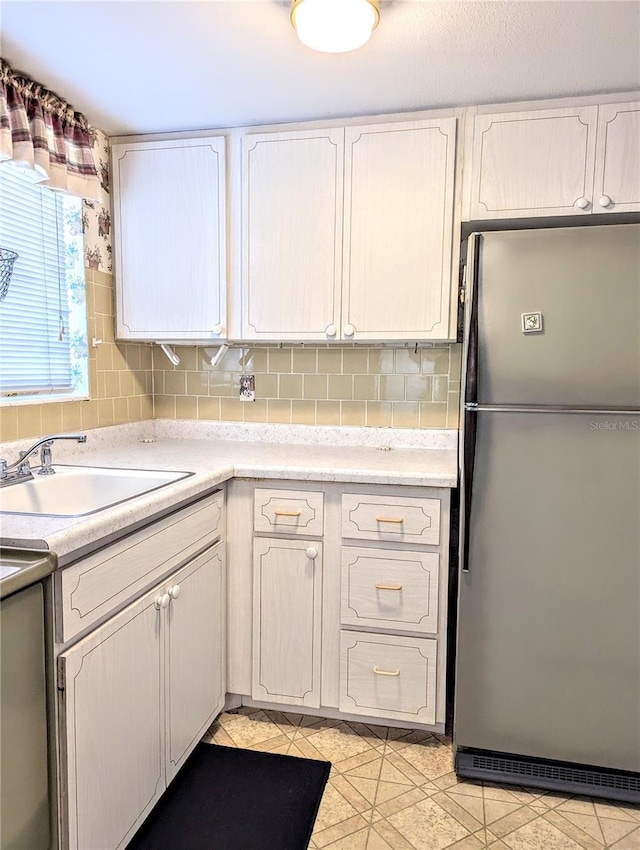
[2,0,639,137]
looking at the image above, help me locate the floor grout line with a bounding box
[206,709,639,850]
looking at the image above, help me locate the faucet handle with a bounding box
[17,450,32,475]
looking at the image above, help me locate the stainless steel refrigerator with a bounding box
[454,223,640,803]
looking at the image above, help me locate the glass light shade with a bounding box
[291,0,379,54]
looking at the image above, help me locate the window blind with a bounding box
[0,165,76,395]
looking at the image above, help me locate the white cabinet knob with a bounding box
[213,324,224,335]
[344,324,355,337]
[155,593,171,610]
[168,584,181,600]
[598,195,612,208]
[325,324,337,338]
[305,547,318,560]
[574,197,590,210]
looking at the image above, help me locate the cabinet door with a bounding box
[252,537,322,707]
[593,102,640,213]
[59,587,165,850]
[241,129,343,340]
[342,119,457,340]
[113,137,227,341]
[165,542,226,782]
[469,107,599,219]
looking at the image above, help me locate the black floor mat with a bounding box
[126,742,331,850]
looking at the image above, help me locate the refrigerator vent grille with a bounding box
[471,754,639,794]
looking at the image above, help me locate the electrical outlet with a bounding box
[239,374,255,401]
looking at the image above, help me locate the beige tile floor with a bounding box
[204,707,640,850]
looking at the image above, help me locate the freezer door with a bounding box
[474,224,640,408]
[455,411,640,772]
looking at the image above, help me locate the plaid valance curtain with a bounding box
[0,57,102,201]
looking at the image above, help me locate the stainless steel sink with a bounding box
[0,466,193,517]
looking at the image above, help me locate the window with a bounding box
[0,164,89,401]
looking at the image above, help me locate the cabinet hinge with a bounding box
[57,657,66,692]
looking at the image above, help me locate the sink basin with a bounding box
[0,466,193,517]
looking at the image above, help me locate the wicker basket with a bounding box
[0,247,18,301]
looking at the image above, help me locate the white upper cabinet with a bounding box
[468,106,599,219]
[241,128,344,341]
[466,100,640,219]
[593,102,640,213]
[109,94,637,342]
[112,137,227,341]
[240,118,458,342]
[342,119,457,340]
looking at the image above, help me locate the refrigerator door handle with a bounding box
[461,407,478,574]
[466,403,640,415]
[460,234,481,574]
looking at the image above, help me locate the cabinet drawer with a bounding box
[340,631,437,724]
[254,488,324,536]
[58,491,224,643]
[342,494,440,545]
[341,547,439,634]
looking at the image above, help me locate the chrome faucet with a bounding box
[0,434,87,486]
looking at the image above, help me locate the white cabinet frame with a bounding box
[239,116,460,342]
[240,128,344,341]
[342,118,458,340]
[251,537,323,708]
[464,96,640,220]
[58,539,225,850]
[593,101,640,213]
[112,136,227,342]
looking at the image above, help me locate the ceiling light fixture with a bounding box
[291,0,380,54]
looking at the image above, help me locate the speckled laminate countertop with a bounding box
[0,421,458,565]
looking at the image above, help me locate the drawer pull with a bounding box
[373,667,400,677]
[305,547,318,560]
[155,593,170,610]
[375,582,403,591]
[274,510,302,517]
[375,516,404,524]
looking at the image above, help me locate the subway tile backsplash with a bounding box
[1,261,461,441]
[153,343,462,429]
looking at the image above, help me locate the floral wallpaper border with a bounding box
[83,128,111,273]
[62,196,89,393]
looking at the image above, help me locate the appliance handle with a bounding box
[461,235,481,574]
[466,403,640,415]
[462,407,477,574]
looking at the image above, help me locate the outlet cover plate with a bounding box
[239,374,255,401]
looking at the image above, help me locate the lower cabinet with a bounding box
[234,481,451,732]
[166,545,225,782]
[58,542,225,850]
[251,537,322,708]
